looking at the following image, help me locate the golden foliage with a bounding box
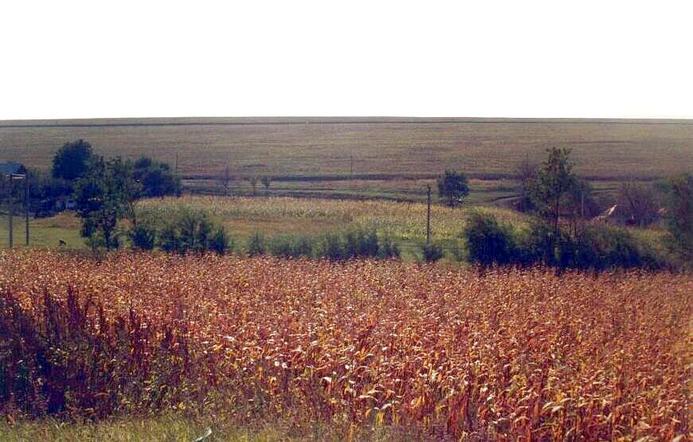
[0,250,689,440]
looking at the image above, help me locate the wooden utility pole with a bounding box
[426,184,431,245]
[6,174,28,248]
[8,188,13,248]
[24,176,29,246]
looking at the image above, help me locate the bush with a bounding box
[153,208,230,255]
[129,223,157,250]
[421,243,444,263]
[570,225,660,270]
[177,210,213,253]
[344,229,379,258]
[159,224,180,253]
[319,233,346,260]
[315,228,400,261]
[514,221,661,270]
[517,221,558,266]
[133,156,181,198]
[268,235,314,258]
[209,226,232,255]
[378,235,401,259]
[247,232,266,257]
[464,212,517,266]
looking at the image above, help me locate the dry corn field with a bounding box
[0,251,690,440]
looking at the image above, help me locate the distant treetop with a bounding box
[52,139,94,181]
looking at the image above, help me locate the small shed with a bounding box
[0,161,27,177]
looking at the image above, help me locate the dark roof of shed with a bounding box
[0,162,26,175]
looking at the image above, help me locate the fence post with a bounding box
[426,185,431,245]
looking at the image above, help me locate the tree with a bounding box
[563,179,599,236]
[73,157,139,250]
[132,156,181,198]
[219,165,232,196]
[619,181,660,227]
[662,173,692,262]
[529,147,578,237]
[247,176,259,196]
[437,170,469,207]
[261,176,272,195]
[515,156,538,212]
[52,139,94,181]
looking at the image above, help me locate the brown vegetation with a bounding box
[0,251,689,439]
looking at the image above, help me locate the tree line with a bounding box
[50,139,183,250]
[4,140,689,268]
[435,147,691,269]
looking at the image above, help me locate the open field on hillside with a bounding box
[137,196,526,243]
[0,251,690,440]
[2,196,532,256]
[1,118,691,202]
[2,196,667,260]
[182,176,524,205]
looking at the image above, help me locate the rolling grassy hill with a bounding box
[1,117,691,177]
[1,117,691,202]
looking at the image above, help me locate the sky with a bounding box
[0,0,691,120]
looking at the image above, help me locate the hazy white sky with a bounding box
[1,0,691,120]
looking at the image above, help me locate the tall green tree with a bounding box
[437,170,469,207]
[662,173,692,263]
[619,181,660,227]
[529,147,578,236]
[73,157,140,250]
[52,139,94,181]
[515,156,538,212]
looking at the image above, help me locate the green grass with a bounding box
[1,196,669,262]
[0,197,524,258]
[135,196,520,260]
[0,212,83,249]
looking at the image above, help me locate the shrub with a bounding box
[268,235,314,258]
[129,223,157,250]
[133,156,181,198]
[159,224,180,253]
[570,225,661,270]
[209,226,232,255]
[378,235,401,259]
[177,210,212,253]
[247,232,266,257]
[319,233,346,260]
[513,221,662,270]
[316,228,399,261]
[464,212,517,266]
[344,229,379,258]
[154,208,230,255]
[517,221,558,266]
[421,243,444,262]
